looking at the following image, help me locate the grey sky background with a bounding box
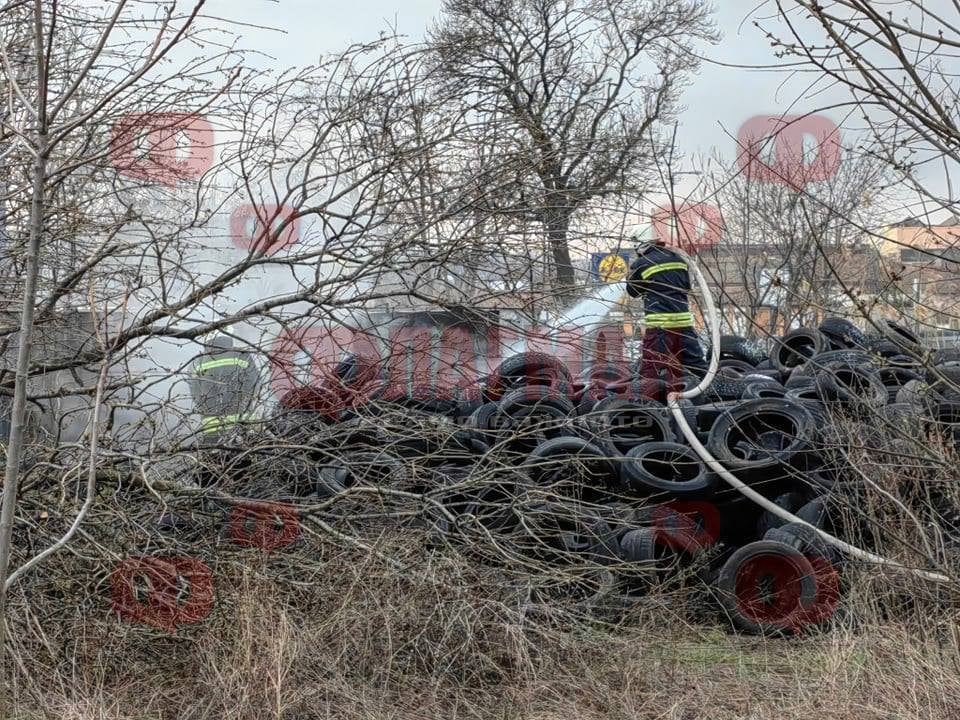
[208,0,954,223]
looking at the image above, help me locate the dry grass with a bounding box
[7,404,960,719]
[6,525,960,720]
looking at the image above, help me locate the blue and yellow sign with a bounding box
[591,251,631,282]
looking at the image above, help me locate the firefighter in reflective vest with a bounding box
[188,331,260,445]
[626,224,707,380]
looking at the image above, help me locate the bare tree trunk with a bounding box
[546,211,574,295]
[0,130,47,709]
[0,1,49,698]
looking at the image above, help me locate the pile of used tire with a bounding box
[262,316,960,635]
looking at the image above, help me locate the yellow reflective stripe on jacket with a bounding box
[199,413,254,434]
[194,357,250,375]
[640,261,687,281]
[645,312,695,329]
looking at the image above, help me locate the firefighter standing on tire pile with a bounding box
[188,329,260,487]
[626,224,707,381]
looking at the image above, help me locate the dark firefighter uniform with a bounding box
[626,244,707,380]
[188,336,260,447]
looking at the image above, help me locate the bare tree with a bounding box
[703,149,890,336]
[0,1,458,688]
[428,0,716,296]
[768,1,958,211]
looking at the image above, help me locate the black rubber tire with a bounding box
[818,317,869,349]
[932,348,960,365]
[635,502,723,555]
[499,385,575,417]
[459,476,523,533]
[702,375,750,402]
[332,451,409,490]
[617,527,679,589]
[523,436,619,497]
[746,368,783,384]
[719,335,767,366]
[335,352,381,387]
[784,385,823,404]
[592,500,639,536]
[879,320,924,355]
[896,378,938,410]
[764,521,841,567]
[619,527,660,562]
[466,402,500,436]
[718,358,757,376]
[621,442,717,499]
[323,416,384,449]
[581,512,624,564]
[886,354,921,369]
[931,400,960,428]
[486,352,573,400]
[692,401,742,434]
[870,339,907,358]
[706,398,817,477]
[433,430,490,465]
[784,372,817,390]
[743,373,783,386]
[377,411,463,460]
[794,349,880,376]
[452,396,485,422]
[803,470,838,495]
[382,387,460,417]
[810,363,887,409]
[515,501,621,566]
[293,463,346,498]
[716,366,743,381]
[553,509,623,565]
[495,390,580,452]
[796,496,831,526]
[585,362,633,384]
[877,366,922,404]
[925,363,960,390]
[585,398,675,454]
[268,407,333,441]
[513,500,578,560]
[756,491,809,537]
[743,381,789,400]
[772,329,831,375]
[714,540,819,636]
[576,377,667,413]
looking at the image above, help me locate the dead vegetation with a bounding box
[4,411,960,720]
[6,531,960,720]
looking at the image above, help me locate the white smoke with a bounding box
[108,109,376,449]
[554,282,626,331]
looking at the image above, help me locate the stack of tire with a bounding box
[267,316,960,635]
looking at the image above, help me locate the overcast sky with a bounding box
[207,0,954,223]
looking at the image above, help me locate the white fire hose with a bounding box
[667,248,953,584]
